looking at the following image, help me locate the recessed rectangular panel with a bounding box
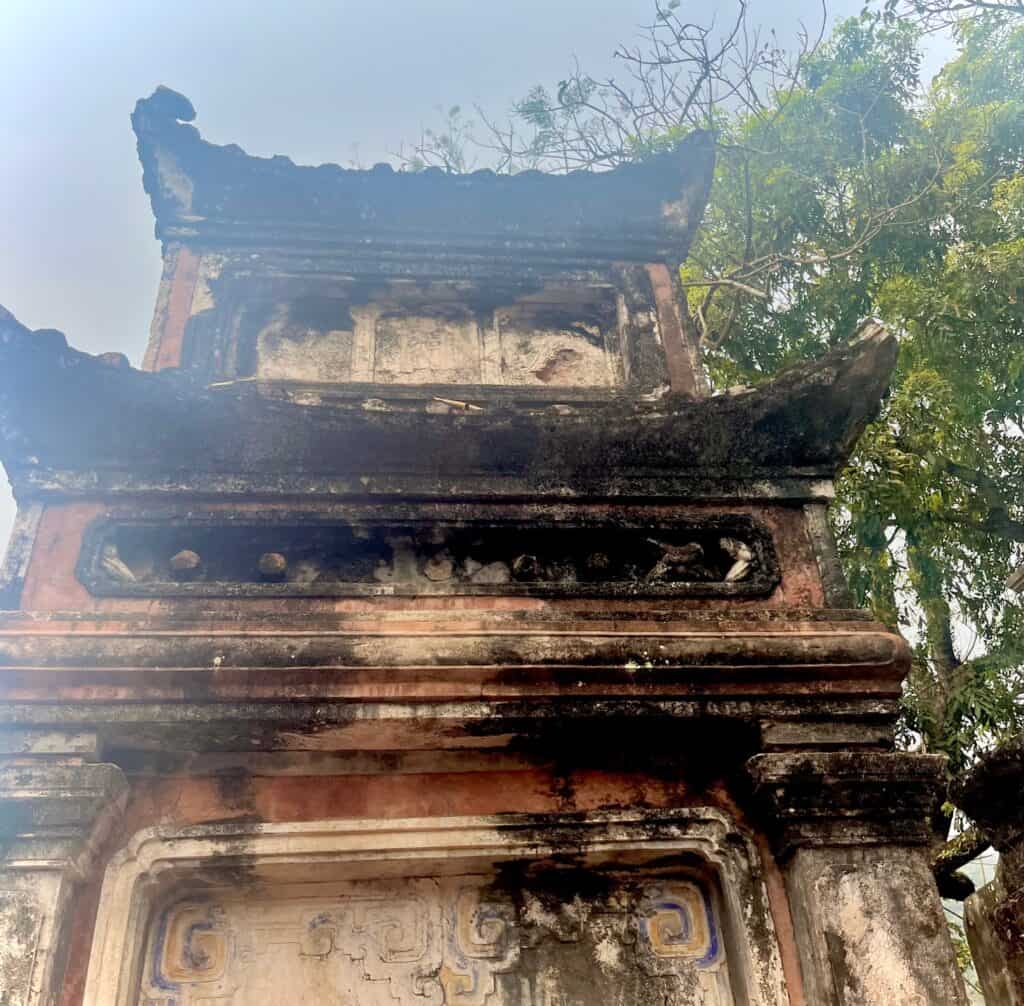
[373,308,483,384]
[254,298,356,382]
[494,301,621,387]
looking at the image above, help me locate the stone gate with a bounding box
[0,86,967,1005]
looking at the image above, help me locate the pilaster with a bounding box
[748,751,968,1006]
[954,735,1024,1004]
[0,735,127,1006]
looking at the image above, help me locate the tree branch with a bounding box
[937,458,1024,543]
[933,825,992,900]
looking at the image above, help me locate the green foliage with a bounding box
[414,3,1024,781]
[693,12,1024,772]
[499,8,1024,776]
[837,18,1024,770]
[694,13,937,374]
[946,914,982,996]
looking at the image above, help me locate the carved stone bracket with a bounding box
[746,751,946,859]
[953,734,1024,863]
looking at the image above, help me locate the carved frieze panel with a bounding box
[137,873,734,1005]
[76,514,779,598]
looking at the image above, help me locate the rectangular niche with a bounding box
[76,514,779,599]
[372,305,483,384]
[82,812,788,1006]
[253,297,358,383]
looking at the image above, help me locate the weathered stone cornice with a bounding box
[0,610,907,757]
[0,610,908,694]
[0,308,897,493]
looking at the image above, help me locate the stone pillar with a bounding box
[748,751,969,1006]
[954,735,1024,1004]
[0,732,127,1006]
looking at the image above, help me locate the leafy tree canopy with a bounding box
[405,4,1024,866]
[690,11,1024,778]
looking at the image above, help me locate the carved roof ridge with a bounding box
[131,86,716,263]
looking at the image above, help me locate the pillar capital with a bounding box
[0,756,127,1006]
[747,750,946,858]
[0,758,128,878]
[748,751,967,1005]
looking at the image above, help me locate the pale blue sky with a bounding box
[1,0,920,548]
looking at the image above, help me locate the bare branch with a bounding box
[879,0,1023,34]
[399,0,941,352]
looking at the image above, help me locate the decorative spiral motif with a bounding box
[156,903,228,984]
[639,882,719,967]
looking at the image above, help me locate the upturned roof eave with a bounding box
[131,87,716,265]
[0,307,897,492]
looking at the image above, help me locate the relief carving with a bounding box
[157,903,229,984]
[79,514,779,599]
[138,874,733,1005]
[639,883,719,966]
[441,885,519,1005]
